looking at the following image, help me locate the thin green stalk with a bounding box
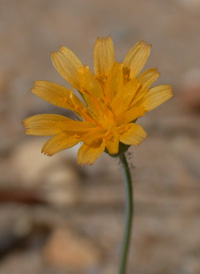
[118,153,133,274]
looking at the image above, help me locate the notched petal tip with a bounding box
[31,81,39,93]
[22,119,29,134]
[96,34,112,41]
[93,35,115,77]
[51,45,68,55]
[78,160,92,166]
[151,67,160,75]
[167,85,174,100]
[59,45,67,51]
[31,80,48,95]
[156,70,160,78]
[41,144,54,157]
[146,42,152,49]
[123,40,152,79]
[50,50,60,63]
[41,149,53,157]
[50,51,56,57]
[137,40,152,48]
[78,143,105,165]
[50,45,83,89]
[22,117,31,129]
[168,85,173,93]
[140,84,174,112]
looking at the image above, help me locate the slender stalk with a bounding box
[118,153,133,274]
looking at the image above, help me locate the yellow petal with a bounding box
[119,123,147,145]
[139,85,173,111]
[117,107,145,125]
[78,66,105,117]
[79,66,104,99]
[93,35,115,78]
[51,46,82,89]
[82,128,105,146]
[23,114,71,136]
[23,114,94,136]
[31,81,86,115]
[106,62,124,102]
[105,131,119,154]
[111,78,140,114]
[42,133,80,156]
[133,68,160,103]
[77,143,105,165]
[123,41,151,79]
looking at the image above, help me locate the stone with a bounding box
[0,251,42,274]
[43,228,101,271]
[180,69,200,112]
[11,139,81,206]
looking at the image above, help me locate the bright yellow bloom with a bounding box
[23,36,173,165]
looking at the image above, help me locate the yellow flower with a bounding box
[23,36,173,165]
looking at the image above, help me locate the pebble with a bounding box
[43,228,101,271]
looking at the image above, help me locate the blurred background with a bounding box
[0,0,200,273]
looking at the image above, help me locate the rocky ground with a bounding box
[0,0,200,273]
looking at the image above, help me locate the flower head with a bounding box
[23,36,173,165]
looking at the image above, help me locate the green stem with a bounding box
[118,153,133,274]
